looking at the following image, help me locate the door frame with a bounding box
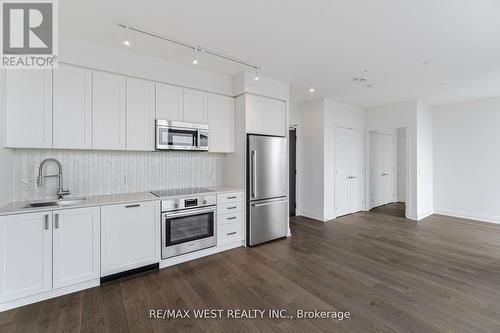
[333,126,365,219]
[365,123,412,219]
[289,125,301,216]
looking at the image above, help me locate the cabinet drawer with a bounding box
[217,201,244,215]
[217,192,244,204]
[218,211,244,226]
[217,222,243,246]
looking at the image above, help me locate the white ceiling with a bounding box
[60,0,500,108]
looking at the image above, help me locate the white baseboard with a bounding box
[417,211,434,220]
[0,279,100,312]
[434,209,500,225]
[299,211,327,222]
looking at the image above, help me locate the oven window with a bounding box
[166,212,214,246]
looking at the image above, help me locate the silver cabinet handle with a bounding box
[251,150,257,199]
[227,232,237,236]
[227,206,237,210]
[54,213,59,229]
[348,176,357,179]
[125,204,140,208]
[227,216,237,220]
[44,214,49,230]
[227,196,237,199]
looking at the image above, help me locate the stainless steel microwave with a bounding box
[156,120,209,151]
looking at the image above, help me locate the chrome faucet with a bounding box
[37,158,70,199]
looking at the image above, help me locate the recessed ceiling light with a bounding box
[440,82,448,86]
[423,59,433,65]
[309,88,315,93]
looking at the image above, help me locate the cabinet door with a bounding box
[53,64,92,149]
[53,207,100,289]
[101,201,159,277]
[183,88,207,123]
[264,99,286,136]
[126,78,155,151]
[0,212,52,303]
[156,83,183,121]
[245,94,266,135]
[92,71,126,150]
[207,93,235,153]
[4,69,52,148]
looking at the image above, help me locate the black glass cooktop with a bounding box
[151,187,214,198]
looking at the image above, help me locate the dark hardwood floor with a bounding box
[2,211,500,332]
[370,202,406,218]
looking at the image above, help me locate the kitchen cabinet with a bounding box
[245,94,286,136]
[156,83,183,121]
[0,212,52,303]
[53,64,93,149]
[208,93,235,153]
[92,71,126,150]
[100,201,160,277]
[216,191,245,246]
[126,78,155,151]
[52,207,100,289]
[3,69,52,148]
[183,88,208,123]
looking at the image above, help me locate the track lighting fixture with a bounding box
[123,26,131,46]
[254,67,260,81]
[192,48,199,65]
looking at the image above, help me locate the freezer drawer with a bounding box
[248,197,287,246]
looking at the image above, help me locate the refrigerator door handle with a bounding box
[251,150,257,198]
[251,199,287,207]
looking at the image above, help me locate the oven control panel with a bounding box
[161,194,216,212]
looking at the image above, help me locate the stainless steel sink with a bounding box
[22,198,87,209]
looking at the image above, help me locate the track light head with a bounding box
[123,26,131,47]
[254,67,260,81]
[192,48,199,65]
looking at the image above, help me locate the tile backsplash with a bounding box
[13,149,227,201]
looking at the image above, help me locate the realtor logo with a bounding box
[1,0,58,68]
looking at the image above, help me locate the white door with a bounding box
[335,128,364,217]
[156,83,183,121]
[126,78,156,151]
[0,212,52,303]
[53,207,100,289]
[53,64,93,149]
[4,69,52,148]
[208,93,235,153]
[101,201,159,277]
[183,88,207,123]
[380,134,395,204]
[370,132,395,208]
[92,71,126,150]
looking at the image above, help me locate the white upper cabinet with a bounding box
[53,64,92,149]
[156,83,183,121]
[0,212,52,303]
[183,88,208,123]
[126,78,155,151]
[92,71,126,150]
[4,69,52,148]
[208,93,235,153]
[245,94,286,136]
[52,207,100,289]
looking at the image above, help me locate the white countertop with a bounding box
[0,186,244,216]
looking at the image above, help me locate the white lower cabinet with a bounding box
[0,212,52,303]
[216,192,245,246]
[100,201,160,277]
[53,207,100,289]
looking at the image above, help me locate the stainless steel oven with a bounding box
[160,194,216,259]
[156,120,209,151]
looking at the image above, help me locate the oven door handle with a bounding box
[164,207,215,218]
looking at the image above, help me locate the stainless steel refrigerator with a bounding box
[247,134,288,246]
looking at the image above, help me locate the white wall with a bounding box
[299,99,325,220]
[434,97,500,223]
[397,128,407,202]
[366,100,418,219]
[416,101,434,218]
